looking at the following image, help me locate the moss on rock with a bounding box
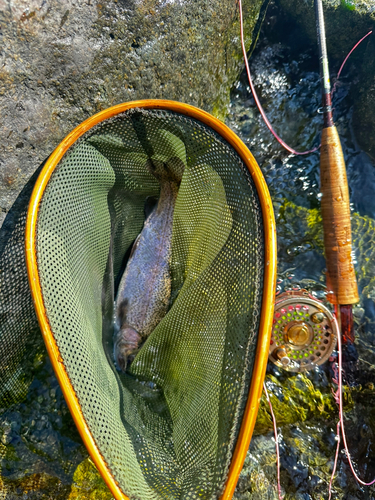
[0,472,71,499]
[254,372,339,435]
[68,458,113,500]
[276,199,375,299]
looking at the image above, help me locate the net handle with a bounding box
[25,99,277,500]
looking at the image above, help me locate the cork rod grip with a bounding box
[320,126,359,305]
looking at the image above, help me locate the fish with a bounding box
[114,158,182,372]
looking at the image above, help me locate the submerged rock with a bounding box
[275,0,374,59]
[0,0,264,227]
[68,458,113,500]
[276,200,375,304]
[0,355,86,498]
[235,385,375,499]
[275,0,375,159]
[254,372,338,436]
[234,423,342,500]
[0,472,71,499]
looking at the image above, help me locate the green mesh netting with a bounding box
[33,108,264,499]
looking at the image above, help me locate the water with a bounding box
[228,3,375,498]
[1,2,375,498]
[0,354,87,497]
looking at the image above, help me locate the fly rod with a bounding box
[314,0,359,343]
[239,0,363,339]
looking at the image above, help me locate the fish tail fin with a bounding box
[147,157,184,184]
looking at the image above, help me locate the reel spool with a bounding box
[269,290,337,372]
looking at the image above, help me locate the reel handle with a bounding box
[320,126,359,305]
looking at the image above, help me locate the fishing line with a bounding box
[263,382,283,500]
[331,30,372,98]
[238,0,372,156]
[242,0,375,492]
[265,313,375,498]
[238,0,318,155]
[328,420,341,500]
[334,312,375,487]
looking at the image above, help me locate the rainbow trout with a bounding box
[114,159,181,372]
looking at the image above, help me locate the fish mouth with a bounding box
[114,325,141,372]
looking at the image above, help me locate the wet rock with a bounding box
[0,472,71,499]
[254,371,339,436]
[68,458,113,500]
[275,0,375,159]
[352,36,375,160]
[0,0,264,228]
[0,355,86,497]
[275,0,375,60]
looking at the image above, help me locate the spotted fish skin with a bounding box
[114,160,180,372]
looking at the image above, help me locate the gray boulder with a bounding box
[0,0,264,226]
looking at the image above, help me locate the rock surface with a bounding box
[0,0,263,227]
[352,36,375,160]
[276,0,374,59]
[275,0,375,159]
[68,458,113,500]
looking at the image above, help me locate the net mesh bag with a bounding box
[27,105,268,499]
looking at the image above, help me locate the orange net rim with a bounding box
[25,99,277,500]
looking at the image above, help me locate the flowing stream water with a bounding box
[229,3,375,499]
[1,3,375,499]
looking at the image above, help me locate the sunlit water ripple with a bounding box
[228,18,375,500]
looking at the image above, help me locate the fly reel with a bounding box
[269,290,338,372]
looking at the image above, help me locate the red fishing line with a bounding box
[241,0,374,491]
[263,382,284,500]
[334,315,375,487]
[238,0,372,156]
